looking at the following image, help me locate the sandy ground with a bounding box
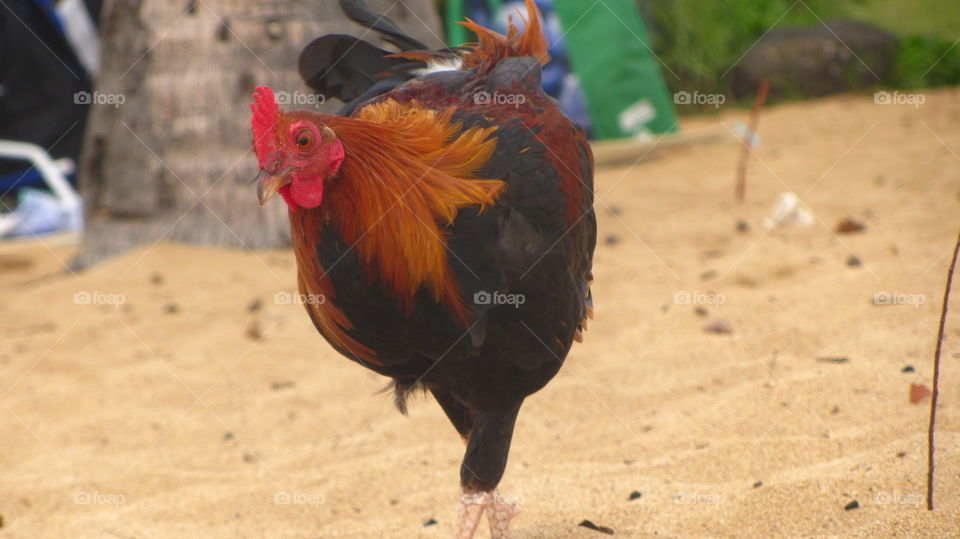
[2,89,960,538]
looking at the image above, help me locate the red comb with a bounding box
[251,86,280,160]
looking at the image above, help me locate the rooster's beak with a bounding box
[256,168,293,206]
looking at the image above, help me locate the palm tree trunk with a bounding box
[76,0,442,267]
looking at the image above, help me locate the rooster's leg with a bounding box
[431,388,485,537]
[486,489,518,538]
[456,489,488,539]
[456,489,517,539]
[432,389,523,538]
[457,404,523,539]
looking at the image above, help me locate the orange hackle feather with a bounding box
[301,100,505,331]
[459,0,550,69]
[291,230,381,363]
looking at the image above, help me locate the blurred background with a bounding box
[1,0,957,261]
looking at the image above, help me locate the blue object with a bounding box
[33,0,66,34]
[0,168,50,192]
[466,0,592,133]
[2,188,80,237]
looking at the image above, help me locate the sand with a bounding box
[1,89,959,538]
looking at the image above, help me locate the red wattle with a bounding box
[289,178,324,209]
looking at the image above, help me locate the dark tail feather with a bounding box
[338,0,428,51]
[300,1,455,114]
[298,34,411,104]
[380,379,427,415]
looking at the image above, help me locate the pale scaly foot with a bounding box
[456,489,518,538]
[486,489,518,539]
[456,489,487,539]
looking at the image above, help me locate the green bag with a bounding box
[446,0,678,138]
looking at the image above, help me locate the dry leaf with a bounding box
[910,383,931,404]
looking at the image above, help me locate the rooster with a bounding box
[251,1,595,536]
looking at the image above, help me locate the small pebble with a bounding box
[628,491,642,500]
[694,307,708,317]
[163,303,180,314]
[246,320,262,340]
[223,432,234,441]
[247,299,262,313]
[753,481,763,488]
[604,234,620,246]
[702,318,733,335]
[835,218,866,234]
[578,520,615,535]
[736,219,750,233]
[423,518,437,527]
[844,500,859,511]
[816,356,849,364]
[846,255,862,267]
[901,365,915,373]
[150,272,164,285]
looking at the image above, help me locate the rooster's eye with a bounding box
[295,129,314,150]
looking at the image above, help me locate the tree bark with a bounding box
[76,0,443,267]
